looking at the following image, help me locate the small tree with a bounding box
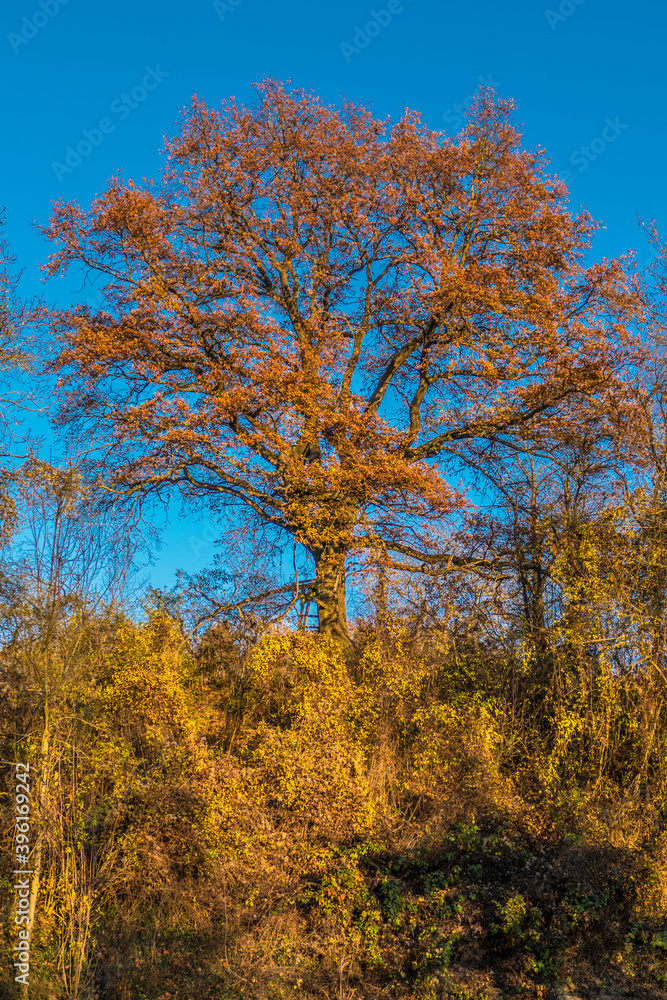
[2,460,139,997]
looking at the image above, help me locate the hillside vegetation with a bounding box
[4,596,667,1000]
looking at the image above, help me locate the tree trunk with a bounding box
[312,550,349,645]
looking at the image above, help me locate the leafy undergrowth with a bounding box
[3,614,667,999]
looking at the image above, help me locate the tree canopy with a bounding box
[44,80,639,642]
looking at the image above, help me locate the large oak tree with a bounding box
[44,81,637,642]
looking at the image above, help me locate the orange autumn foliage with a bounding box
[43,80,639,641]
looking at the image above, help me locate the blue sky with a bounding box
[1,0,664,590]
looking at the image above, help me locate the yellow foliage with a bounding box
[96,612,193,741]
[409,700,513,811]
